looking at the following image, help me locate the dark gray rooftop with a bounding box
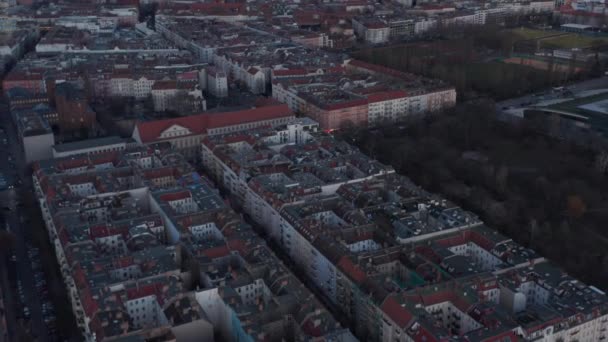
[52,135,132,153]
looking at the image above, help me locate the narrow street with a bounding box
[205,173,355,334]
[0,101,49,342]
[0,252,16,342]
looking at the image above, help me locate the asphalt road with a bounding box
[0,248,16,342]
[496,76,608,118]
[0,101,50,342]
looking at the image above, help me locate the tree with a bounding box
[548,113,561,138]
[594,150,608,173]
[0,230,16,255]
[167,90,203,116]
[566,195,587,219]
[186,258,202,291]
[602,254,608,275]
[139,3,158,24]
[340,100,608,290]
[558,220,571,237]
[338,119,356,134]
[496,165,509,194]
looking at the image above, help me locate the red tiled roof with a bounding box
[134,104,293,143]
[90,225,115,240]
[227,239,246,255]
[435,230,497,252]
[420,289,473,313]
[126,283,160,300]
[152,80,177,91]
[142,167,176,180]
[294,10,324,26]
[206,104,291,128]
[58,158,89,170]
[301,317,324,337]
[380,295,413,328]
[346,230,373,243]
[177,71,198,80]
[80,287,99,317]
[367,90,408,103]
[470,231,497,251]
[115,256,134,268]
[365,21,388,29]
[411,326,440,342]
[481,331,518,342]
[559,7,604,16]
[202,239,245,259]
[159,190,191,202]
[435,232,469,248]
[202,245,230,258]
[273,68,308,77]
[322,98,368,111]
[337,256,366,283]
[478,279,498,291]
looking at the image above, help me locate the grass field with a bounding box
[505,27,608,48]
[541,34,608,49]
[508,27,559,40]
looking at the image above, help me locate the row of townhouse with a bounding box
[352,1,555,44]
[31,142,356,341]
[131,103,296,160]
[198,121,608,342]
[272,61,456,130]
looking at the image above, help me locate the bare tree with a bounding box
[0,230,16,255]
[594,150,608,173]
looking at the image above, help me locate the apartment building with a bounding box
[272,61,456,130]
[200,128,608,342]
[32,145,355,341]
[352,17,391,44]
[132,103,295,160]
[200,67,228,98]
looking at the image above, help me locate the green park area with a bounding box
[506,27,608,49]
[354,27,604,100]
[507,27,558,40]
[541,33,608,49]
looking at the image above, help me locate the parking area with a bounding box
[0,127,20,192]
[25,242,56,335]
[6,232,58,341]
[496,76,608,119]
